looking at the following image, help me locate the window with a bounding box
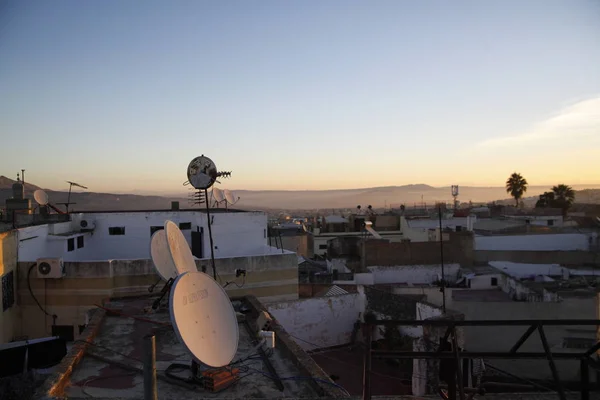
[77,236,84,249]
[547,220,554,226]
[490,277,498,286]
[2,271,15,311]
[179,222,192,230]
[67,238,75,252]
[150,226,164,236]
[108,227,125,235]
[319,244,328,250]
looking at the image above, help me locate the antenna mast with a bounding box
[451,185,459,210]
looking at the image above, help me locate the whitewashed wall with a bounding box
[475,233,590,251]
[267,294,363,350]
[17,211,269,262]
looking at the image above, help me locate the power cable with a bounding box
[27,263,57,324]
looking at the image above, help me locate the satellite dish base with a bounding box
[151,278,174,310]
[164,359,209,387]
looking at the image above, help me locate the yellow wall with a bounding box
[0,230,20,343]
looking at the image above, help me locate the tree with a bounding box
[551,184,575,216]
[505,172,528,207]
[535,191,555,208]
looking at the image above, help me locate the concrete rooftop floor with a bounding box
[64,297,322,399]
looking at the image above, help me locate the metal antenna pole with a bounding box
[204,188,217,280]
[439,205,446,314]
[66,183,73,213]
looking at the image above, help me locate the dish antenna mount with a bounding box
[56,181,88,213]
[33,189,66,215]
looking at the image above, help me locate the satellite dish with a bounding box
[187,155,218,190]
[169,271,239,367]
[34,190,49,206]
[150,229,178,281]
[212,187,225,203]
[165,220,197,275]
[224,189,239,205]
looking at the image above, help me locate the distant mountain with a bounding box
[0,176,598,211]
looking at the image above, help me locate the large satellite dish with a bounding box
[187,155,218,190]
[165,220,197,275]
[169,271,239,367]
[150,229,178,281]
[34,190,49,206]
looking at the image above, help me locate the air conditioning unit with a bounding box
[36,258,65,279]
[79,219,96,231]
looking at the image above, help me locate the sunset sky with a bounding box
[1,1,599,193]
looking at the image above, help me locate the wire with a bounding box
[27,263,57,321]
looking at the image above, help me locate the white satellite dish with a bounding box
[169,271,239,367]
[224,189,239,205]
[150,229,178,281]
[165,220,197,275]
[34,189,49,206]
[212,187,225,203]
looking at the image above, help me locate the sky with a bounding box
[1,0,599,194]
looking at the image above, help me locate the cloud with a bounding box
[477,96,600,148]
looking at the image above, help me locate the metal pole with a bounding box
[143,334,158,400]
[438,205,446,314]
[204,188,217,280]
[451,329,465,400]
[581,358,589,400]
[537,325,565,400]
[362,324,372,400]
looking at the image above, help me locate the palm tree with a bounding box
[535,191,555,208]
[505,173,528,207]
[551,184,575,216]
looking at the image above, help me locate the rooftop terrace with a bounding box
[36,295,345,400]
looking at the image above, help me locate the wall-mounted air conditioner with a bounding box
[36,258,65,279]
[79,218,96,231]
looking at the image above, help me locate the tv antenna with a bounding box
[183,155,232,280]
[58,181,88,213]
[169,271,239,369]
[451,185,459,210]
[33,189,66,215]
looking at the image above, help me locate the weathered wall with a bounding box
[364,232,474,268]
[267,294,363,350]
[475,249,599,265]
[16,252,299,340]
[0,230,20,343]
[367,264,462,285]
[475,233,591,251]
[274,234,313,258]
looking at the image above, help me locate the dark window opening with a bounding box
[77,236,84,249]
[67,238,75,252]
[525,220,530,225]
[108,227,125,235]
[547,220,554,226]
[179,222,192,230]
[2,270,15,311]
[491,277,498,286]
[319,244,328,250]
[78,325,86,334]
[150,226,164,236]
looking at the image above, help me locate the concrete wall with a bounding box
[273,234,313,258]
[475,233,591,251]
[17,211,269,262]
[0,230,20,343]
[364,232,474,268]
[368,264,462,285]
[16,251,299,340]
[267,293,363,351]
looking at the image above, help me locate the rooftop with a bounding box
[451,289,513,302]
[38,295,344,400]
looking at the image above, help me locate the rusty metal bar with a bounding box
[583,341,600,357]
[451,328,464,400]
[362,325,372,400]
[510,324,538,353]
[371,351,585,359]
[537,325,565,400]
[368,319,600,327]
[581,358,589,400]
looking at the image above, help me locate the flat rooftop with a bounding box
[38,296,343,399]
[452,289,513,302]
